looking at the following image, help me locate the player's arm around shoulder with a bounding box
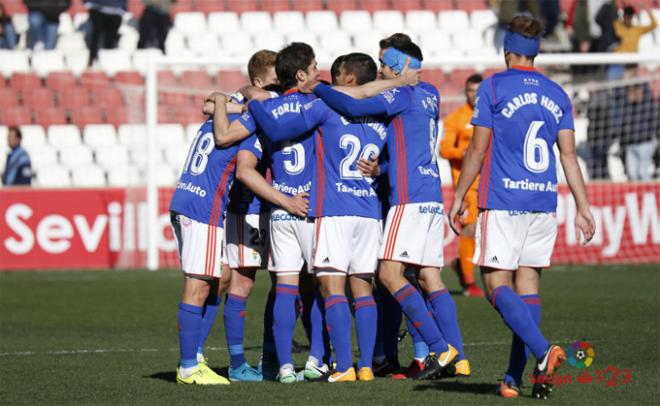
[206,92,251,147]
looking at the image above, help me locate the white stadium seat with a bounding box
[58,12,74,34]
[208,12,240,34]
[27,145,58,170]
[31,51,66,77]
[157,124,185,146]
[186,32,219,53]
[470,9,497,32]
[98,49,132,76]
[156,163,177,186]
[220,31,253,56]
[132,49,163,74]
[253,32,286,53]
[11,14,29,35]
[71,163,106,187]
[0,126,7,158]
[452,31,484,51]
[0,50,30,77]
[340,11,372,34]
[405,10,437,33]
[306,11,339,34]
[240,12,273,34]
[174,12,208,35]
[274,11,305,34]
[95,144,130,170]
[419,31,452,56]
[64,50,90,76]
[185,123,200,143]
[83,124,118,148]
[353,31,386,53]
[56,32,87,53]
[372,11,405,33]
[107,164,141,186]
[59,144,94,168]
[118,124,147,147]
[165,29,186,54]
[130,148,163,165]
[35,165,70,187]
[48,125,82,149]
[118,27,139,52]
[285,31,319,50]
[164,146,189,172]
[19,125,47,150]
[319,31,353,54]
[438,10,470,33]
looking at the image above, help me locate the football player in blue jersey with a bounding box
[312,36,466,380]
[448,16,595,399]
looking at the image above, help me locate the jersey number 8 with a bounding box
[183,132,215,175]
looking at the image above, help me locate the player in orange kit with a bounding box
[440,73,485,297]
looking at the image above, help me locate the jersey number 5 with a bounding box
[523,121,549,173]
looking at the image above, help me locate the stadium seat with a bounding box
[35,108,68,127]
[297,0,324,12]
[196,0,227,14]
[372,10,405,32]
[164,145,189,170]
[9,72,41,92]
[286,31,319,49]
[70,107,104,128]
[93,88,124,109]
[220,32,253,56]
[131,49,163,76]
[83,124,118,148]
[34,164,71,187]
[98,49,133,76]
[158,107,176,123]
[262,0,291,13]
[180,70,213,89]
[130,148,163,166]
[157,123,185,146]
[118,124,148,147]
[424,0,455,12]
[118,28,140,52]
[71,163,107,187]
[31,51,66,77]
[48,125,82,149]
[0,88,20,108]
[0,107,32,126]
[0,50,30,77]
[452,30,485,52]
[438,10,470,33]
[57,12,74,34]
[11,13,29,35]
[64,50,90,77]
[360,0,391,12]
[18,125,47,150]
[104,107,131,127]
[170,0,193,14]
[45,71,78,93]
[405,10,437,32]
[353,31,386,53]
[273,11,305,33]
[306,11,339,33]
[187,32,220,53]
[226,0,259,13]
[240,11,273,34]
[56,32,87,53]
[22,88,56,109]
[156,163,177,186]
[115,71,145,85]
[419,31,452,57]
[461,0,489,11]
[185,123,200,143]
[80,71,112,90]
[422,68,446,88]
[327,0,359,13]
[107,165,141,187]
[95,144,130,170]
[208,12,240,34]
[340,11,372,34]
[253,32,286,53]
[160,91,192,107]
[165,29,186,54]
[60,144,94,168]
[319,31,353,55]
[58,87,91,110]
[175,107,205,126]
[397,0,424,11]
[26,145,58,171]
[174,12,208,34]
[470,9,497,31]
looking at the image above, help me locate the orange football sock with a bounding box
[458,236,476,286]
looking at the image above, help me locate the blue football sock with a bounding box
[376,284,402,360]
[197,293,220,356]
[406,316,430,360]
[491,286,548,360]
[273,284,298,367]
[505,294,541,385]
[178,302,203,368]
[394,284,448,354]
[428,288,465,360]
[325,295,353,372]
[224,294,248,368]
[354,296,377,370]
[299,290,314,344]
[262,291,276,354]
[309,290,330,366]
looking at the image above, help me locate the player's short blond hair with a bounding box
[247,50,277,85]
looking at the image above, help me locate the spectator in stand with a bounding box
[492,0,541,51]
[0,3,17,49]
[609,4,657,79]
[85,0,127,67]
[23,0,71,50]
[2,127,32,186]
[594,0,618,53]
[137,0,174,53]
[584,87,615,179]
[613,68,659,181]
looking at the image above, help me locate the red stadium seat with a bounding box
[159,92,193,107]
[80,71,112,90]
[327,0,360,13]
[35,107,68,127]
[2,0,27,14]
[461,0,488,11]
[174,106,205,125]
[127,0,145,16]
[93,88,125,109]
[262,0,291,13]
[170,0,194,14]
[196,0,227,13]
[424,0,455,11]
[158,106,176,123]
[22,88,56,109]
[296,0,325,12]
[319,70,332,83]
[423,68,446,89]
[115,71,145,85]
[45,72,78,93]
[58,88,92,109]
[104,107,130,126]
[157,71,179,87]
[0,107,32,126]
[448,68,478,87]
[0,76,6,88]
[226,0,259,13]
[216,70,249,92]
[397,0,424,11]
[360,0,391,12]
[0,88,20,108]
[69,0,87,14]
[9,72,41,92]
[70,107,104,128]
[180,70,213,90]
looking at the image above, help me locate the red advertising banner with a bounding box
[1,183,658,270]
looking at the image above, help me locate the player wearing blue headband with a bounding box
[448,15,595,399]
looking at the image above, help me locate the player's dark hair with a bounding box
[341,52,377,85]
[508,15,545,38]
[330,54,346,85]
[379,33,412,50]
[391,40,424,61]
[623,6,635,17]
[275,42,315,91]
[8,126,22,140]
[466,73,483,85]
[262,83,284,94]
[247,49,277,85]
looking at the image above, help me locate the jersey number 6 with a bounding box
[523,120,549,173]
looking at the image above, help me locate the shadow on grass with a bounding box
[145,367,229,383]
[413,380,498,395]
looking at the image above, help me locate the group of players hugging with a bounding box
[168,14,595,399]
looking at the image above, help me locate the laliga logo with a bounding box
[568,340,595,369]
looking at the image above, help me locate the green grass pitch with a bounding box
[1,265,658,405]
